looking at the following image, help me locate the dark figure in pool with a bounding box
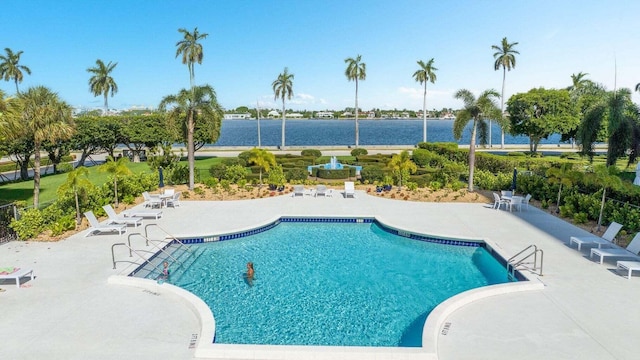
[245,262,255,286]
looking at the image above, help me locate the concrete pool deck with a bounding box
[1,191,639,359]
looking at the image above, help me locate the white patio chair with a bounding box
[522,194,532,210]
[590,232,640,264]
[344,182,355,198]
[569,222,623,251]
[292,185,305,197]
[501,190,513,198]
[492,192,508,210]
[166,192,181,208]
[315,185,327,197]
[508,196,523,212]
[142,191,162,208]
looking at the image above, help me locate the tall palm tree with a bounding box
[13,86,74,208]
[636,83,640,93]
[86,59,118,114]
[159,85,222,190]
[344,54,366,147]
[413,58,438,143]
[0,48,31,94]
[492,37,519,149]
[175,27,208,89]
[272,67,294,149]
[247,148,276,187]
[99,156,131,207]
[453,89,501,192]
[568,72,590,91]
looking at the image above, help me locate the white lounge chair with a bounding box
[102,205,143,228]
[0,267,34,288]
[617,260,640,279]
[123,208,163,220]
[492,192,508,210]
[315,185,327,197]
[142,191,163,208]
[166,191,181,208]
[84,211,127,237]
[344,181,355,198]
[292,185,305,197]
[590,233,640,264]
[569,222,623,251]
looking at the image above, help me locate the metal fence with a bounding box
[0,203,18,243]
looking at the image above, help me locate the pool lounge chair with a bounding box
[617,261,640,279]
[590,232,640,264]
[123,208,163,220]
[102,205,143,228]
[569,222,623,251]
[292,185,305,197]
[315,185,328,197]
[0,267,34,288]
[84,211,127,237]
[344,182,355,198]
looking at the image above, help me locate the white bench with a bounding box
[0,268,34,288]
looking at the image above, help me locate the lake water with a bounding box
[212,119,562,147]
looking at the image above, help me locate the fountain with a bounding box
[307,156,362,178]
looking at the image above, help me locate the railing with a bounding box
[127,233,184,268]
[111,242,154,270]
[144,223,192,254]
[507,244,544,278]
[0,203,18,243]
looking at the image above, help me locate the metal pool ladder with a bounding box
[507,244,544,279]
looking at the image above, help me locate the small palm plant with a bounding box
[99,156,132,207]
[388,150,417,190]
[247,148,276,187]
[57,167,93,225]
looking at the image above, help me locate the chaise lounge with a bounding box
[569,222,623,251]
[102,205,143,228]
[84,211,127,237]
[0,267,34,288]
[344,181,355,198]
[590,232,640,264]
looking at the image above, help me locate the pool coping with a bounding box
[111,215,544,359]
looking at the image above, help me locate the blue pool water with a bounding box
[172,222,513,347]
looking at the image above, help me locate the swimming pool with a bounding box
[168,220,514,347]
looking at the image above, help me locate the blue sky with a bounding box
[1,0,639,112]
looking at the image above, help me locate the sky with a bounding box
[1,0,639,112]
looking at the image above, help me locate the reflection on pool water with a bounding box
[172,221,513,347]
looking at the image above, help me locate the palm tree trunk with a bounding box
[114,178,119,207]
[104,93,109,114]
[597,188,606,231]
[500,68,506,149]
[556,183,563,213]
[187,110,195,190]
[355,79,359,148]
[15,79,20,95]
[422,82,427,143]
[281,98,286,149]
[468,121,477,192]
[74,188,81,225]
[33,144,41,209]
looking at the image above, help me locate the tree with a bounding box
[272,67,294,149]
[100,156,132,207]
[159,85,223,190]
[0,48,31,94]
[585,165,622,231]
[86,59,118,114]
[70,116,122,167]
[567,72,591,91]
[11,86,74,208]
[492,37,519,149]
[635,83,640,93]
[57,167,93,225]
[506,88,578,153]
[388,150,417,189]
[247,148,276,187]
[546,163,582,213]
[453,89,501,192]
[175,27,208,89]
[413,58,437,143]
[344,54,366,147]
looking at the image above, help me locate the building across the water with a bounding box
[223,113,252,120]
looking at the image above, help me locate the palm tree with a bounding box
[87,59,118,114]
[175,27,208,89]
[546,163,583,213]
[344,54,366,147]
[99,156,131,207]
[247,148,276,187]
[14,86,74,208]
[388,150,417,189]
[586,165,622,231]
[568,72,590,91]
[57,167,93,225]
[453,89,501,192]
[413,59,438,143]
[272,67,294,149]
[492,37,519,149]
[636,83,640,93]
[159,85,223,190]
[0,48,31,94]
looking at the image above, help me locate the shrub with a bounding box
[507,152,526,157]
[360,165,386,183]
[224,164,248,183]
[10,208,45,240]
[222,157,246,167]
[286,168,309,182]
[209,163,227,180]
[203,177,219,188]
[238,151,252,165]
[50,215,76,236]
[168,164,189,185]
[301,149,322,158]
[351,148,368,157]
[56,163,73,174]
